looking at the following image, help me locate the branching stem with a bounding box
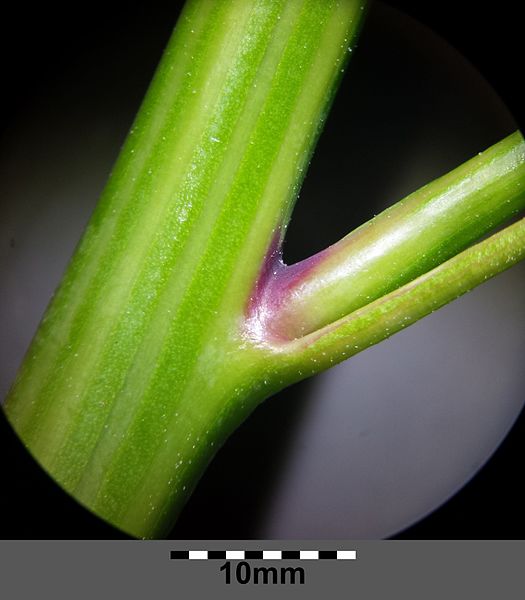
[3,0,524,539]
[247,132,525,342]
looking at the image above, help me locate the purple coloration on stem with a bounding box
[245,234,336,344]
[244,131,525,344]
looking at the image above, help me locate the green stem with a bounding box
[5,0,367,538]
[3,0,525,540]
[275,216,525,380]
[263,132,525,340]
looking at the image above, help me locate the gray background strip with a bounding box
[1,541,523,599]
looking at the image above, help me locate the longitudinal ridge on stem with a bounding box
[5,0,369,538]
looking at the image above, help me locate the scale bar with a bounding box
[170,549,357,561]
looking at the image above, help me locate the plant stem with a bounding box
[5,0,367,538]
[254,132,525,341]
[3,0,525,540]
[274,216,525,380]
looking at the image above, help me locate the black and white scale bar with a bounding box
[170,550,356,560]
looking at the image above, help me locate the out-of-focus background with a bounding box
[1,1,524,539]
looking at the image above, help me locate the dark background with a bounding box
[1,1,524,539]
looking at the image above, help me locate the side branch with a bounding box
[278,216,525,380]
[246,131,525,342]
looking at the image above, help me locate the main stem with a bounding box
[5,0,367,538]
[4,0,525,539]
